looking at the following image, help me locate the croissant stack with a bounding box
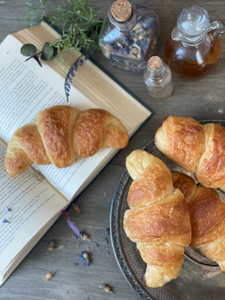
[5,105,129,177]
[155,116,225,191]
[172,171,225,272]
[123,150,192,287]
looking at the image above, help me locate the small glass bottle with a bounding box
[98,0,159,74]
[143,56,173,100]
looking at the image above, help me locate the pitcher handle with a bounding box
[207,21,225,38]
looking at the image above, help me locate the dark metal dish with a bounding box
[110,120,225,300]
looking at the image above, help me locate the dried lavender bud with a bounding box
[105,238,109,244]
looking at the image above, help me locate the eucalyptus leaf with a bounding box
[21,44,37,57]
[41,42,54,61]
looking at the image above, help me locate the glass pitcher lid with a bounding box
[177,5,210,38]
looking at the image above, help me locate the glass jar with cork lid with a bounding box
[144,56,173,100]
[98,0,159,73]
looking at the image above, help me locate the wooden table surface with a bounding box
[1,0,225,299]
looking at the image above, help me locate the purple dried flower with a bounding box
[3,218,10,223]
[7,207,13,212]
[67,76,72,83]
[79,59,83,66]
[78,251,91,266]
[74,263,79,266]
[66,82,71,89]
[105,238,109,244]
[80,231,89,240]
[70,69,75,77]
[106,227,110,236]
[85,55,90,60]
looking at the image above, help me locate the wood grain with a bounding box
[1,0,225,299]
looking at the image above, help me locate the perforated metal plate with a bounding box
[110,120,225,300]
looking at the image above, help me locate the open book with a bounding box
[0,22,152,286]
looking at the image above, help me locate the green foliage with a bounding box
[20,42,58,67]
[20,44,37,56]
[41,42,54,61]
[22,0,103,61]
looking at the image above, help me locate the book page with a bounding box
[0,35,105,200]
[0,139,68,276]
[0,35,96,144]
[0,34,147,202]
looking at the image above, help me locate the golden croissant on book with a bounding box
[4,105,129,177]
[123,150,192,288]
[155,115,225,191]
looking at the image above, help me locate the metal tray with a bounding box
[110,120,225,300]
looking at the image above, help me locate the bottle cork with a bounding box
[111,0,132,22]
[148,56,162,70]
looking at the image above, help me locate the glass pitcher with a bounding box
[164,5,225,80]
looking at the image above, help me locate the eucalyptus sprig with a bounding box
[21,42,57,66]
[22,0,103,62]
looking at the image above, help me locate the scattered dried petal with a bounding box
[44,271,56,281]
[78,251,91,266]
[80,232,89,240]
[73,204,81,213]
[48,239,56,251]
[93,242,99,247]
[106,227,110,236]
[99,284,114,294]
[58,245,65,250]
[74,263,79,266]
[105,238,109,244]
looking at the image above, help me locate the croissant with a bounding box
[172,171,225,272]
[155,116,225,191]
[123,150,191,287]
[5,105,129,177]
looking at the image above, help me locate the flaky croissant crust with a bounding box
[155,116,225,190]
[123,150,191,288]
[5,105,129,177]
[172,171,225,273]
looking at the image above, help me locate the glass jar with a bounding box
[164,5,225,80]
[98,0,159,74]
[144,56,173,100]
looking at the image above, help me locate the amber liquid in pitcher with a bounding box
[164,34,221,80]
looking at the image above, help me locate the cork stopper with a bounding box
[111,0,132,22]
[148,56,162,70]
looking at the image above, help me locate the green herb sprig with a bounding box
[21,42,57,67]
[22,0,103,63]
